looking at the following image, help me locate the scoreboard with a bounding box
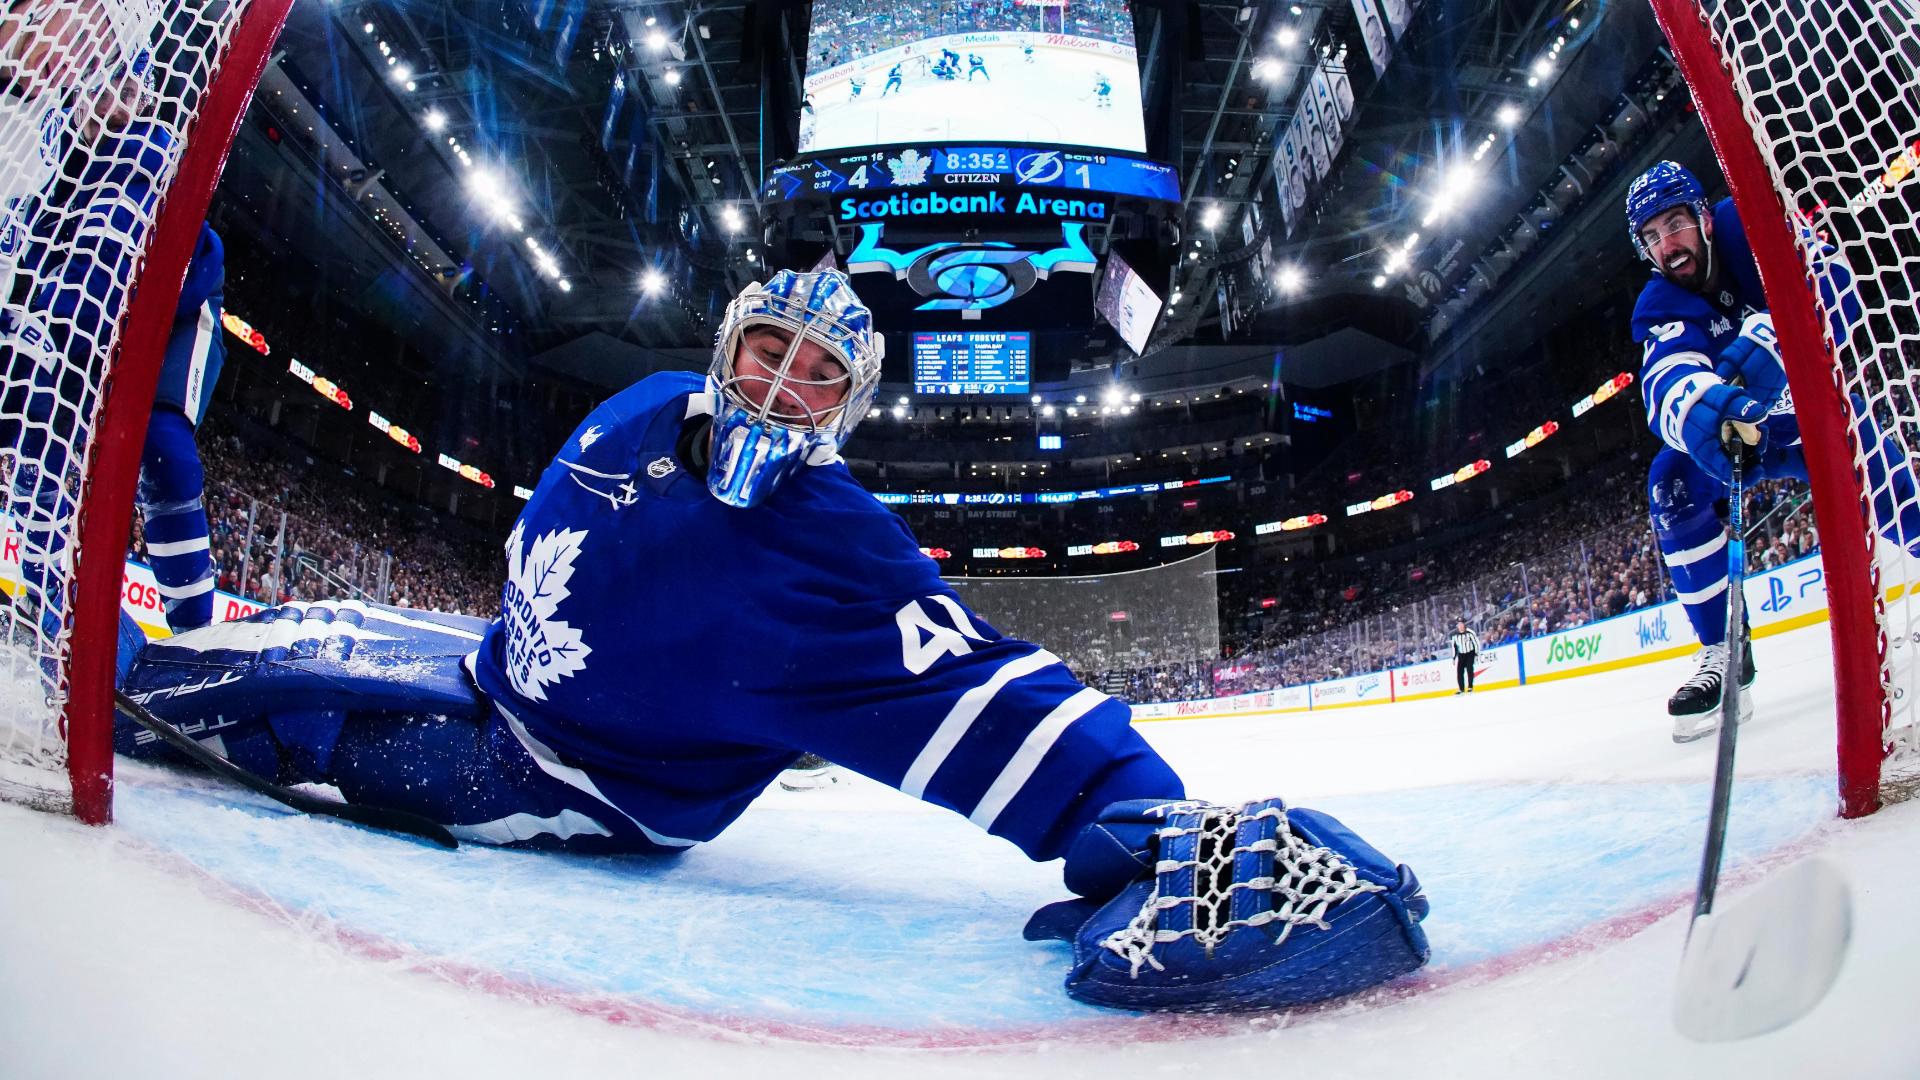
[912,331,1032,395]
[764,145,1180,204]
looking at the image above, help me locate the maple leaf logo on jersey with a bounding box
[578,424,604,451]
[500,520,592,701]
[887,148,931,186]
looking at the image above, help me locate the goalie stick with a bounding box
[113,689,458,849]
[1672,430,1851,1041]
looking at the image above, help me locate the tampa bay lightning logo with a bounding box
[847,223,1096,319]
[1013,151,1064,185]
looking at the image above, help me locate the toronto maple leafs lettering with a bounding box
[499,520,591,702]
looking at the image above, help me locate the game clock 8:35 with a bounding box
[936,148,1011,174]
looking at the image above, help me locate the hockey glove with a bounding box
[1712,313,1788,412]
[1681,383,1770,487]
[1023,797,1430,1011]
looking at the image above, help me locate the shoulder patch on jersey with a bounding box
[578,424,604,451]
[646,455,677,479]
[500,520,593,702]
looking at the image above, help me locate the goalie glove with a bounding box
[1023,797,1430,1011]
[1713,313,1789,412]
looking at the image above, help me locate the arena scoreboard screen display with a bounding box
[912,332,1032,395]
[1094,250,1162,355]
[799,0,1146,155]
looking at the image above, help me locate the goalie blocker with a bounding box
[116,602,1432,1011]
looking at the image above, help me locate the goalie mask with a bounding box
[705,269,884,508]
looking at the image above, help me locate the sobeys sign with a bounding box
[1544,633,1602,666]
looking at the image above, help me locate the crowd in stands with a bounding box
[807,0,1134,70]
[1090,454,1816,704]
[131,415,504,619]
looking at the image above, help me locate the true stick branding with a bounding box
[1546,633,1602,666]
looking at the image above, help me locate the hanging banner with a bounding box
[1351,0,1391,77]
[1324,54,1356,123]
[1276,129,1301,236]
[1381,0,1413,39]
[1300,92,1330,181]
[1311,65,1344,163]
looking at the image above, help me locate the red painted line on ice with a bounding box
[121,821,1841,1050]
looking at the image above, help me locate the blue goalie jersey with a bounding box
[1631,196,1802,453]
[468,372,1183,860]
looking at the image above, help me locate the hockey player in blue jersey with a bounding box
[848,75,864,100]
[1627,160,1920,741]
[881,63,903,96]
[967,53,989,81]
[4,47,186,667]
[115,269,1430,1012]
[1093,72,1112,108]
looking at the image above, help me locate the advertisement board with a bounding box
[1392,643,1522,701]
[1124,555,1841,724]
[1309,670,1392,709]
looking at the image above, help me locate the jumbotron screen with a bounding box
[800,0,1147,154]
[912,331,1032,395]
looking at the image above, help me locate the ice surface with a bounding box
[2,623,1917,1077]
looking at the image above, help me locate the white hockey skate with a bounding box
[1669,641,1756,743]
[778,752,845,792]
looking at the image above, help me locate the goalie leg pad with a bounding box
[1027,798,1429,1011]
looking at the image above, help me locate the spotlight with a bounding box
[1201,204,1223,230]
[1497,103,1521,127]
[424,109,447,132]
[664,69,681,86]
[1276,27,1300,47]
[1277,264,1305,293]
[640,269,667,294]
[647,30,668,51]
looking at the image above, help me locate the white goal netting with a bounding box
[944,547,1221,680]
[1659,0,1920,808]
[0,1,274,815]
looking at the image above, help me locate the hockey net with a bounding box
[1652,0,1920,814]
[0,0,290,822]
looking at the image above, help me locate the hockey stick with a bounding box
[113,689,459,849]
[1672,432,1850,1041]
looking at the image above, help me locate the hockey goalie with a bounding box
[115,269,1431,1011]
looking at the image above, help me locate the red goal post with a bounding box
[1649,0,1920,816]
[0,0,292,824]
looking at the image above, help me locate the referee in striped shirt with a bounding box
[1450,620,1481,694]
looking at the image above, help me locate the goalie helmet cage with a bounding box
[0,0,294,825]
[1649,0,1920,816]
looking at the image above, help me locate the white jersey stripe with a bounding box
[968,686,1108,831]
[1675,578,1729,605]
[144,536,211,558]
[900,648,1060,800]
[1664,530,1728,568]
